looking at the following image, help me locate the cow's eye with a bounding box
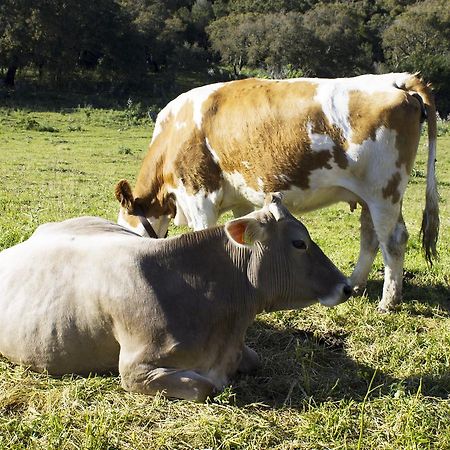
[292,240,307,250]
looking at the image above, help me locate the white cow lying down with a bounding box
[0,195,351,401]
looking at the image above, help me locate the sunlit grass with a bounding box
[0,106,449,449]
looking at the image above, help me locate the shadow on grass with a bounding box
[232,320,450,408]
[362,276,450,315]
[1,69,232,113]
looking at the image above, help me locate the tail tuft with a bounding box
[403,74,440,265]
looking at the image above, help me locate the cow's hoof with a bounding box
[377,305,393,314]
[377,301,399,314]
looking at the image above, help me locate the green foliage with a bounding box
[0,0,449,113]
[207,12,318,76]
[382,0,450,114]
[21,118,59,133]
[207,3,372,78]
[302,2,373,77]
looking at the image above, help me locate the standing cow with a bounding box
[115,73,439,312]
[0,195,351,401]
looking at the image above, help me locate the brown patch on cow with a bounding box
[202,78,348,191]
[382,172,402,204]
[349,90,422,174]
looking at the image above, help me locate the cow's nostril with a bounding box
[343,284,353,297]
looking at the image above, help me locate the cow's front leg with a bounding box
[177,187,222,231]
[350,204,379,296]
[119,348,216,401]
[370,205,408,312]
[120,364,216,402]
[237,345,261,374]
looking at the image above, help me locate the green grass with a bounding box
[0,105,449,449]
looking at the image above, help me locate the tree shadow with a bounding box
[1,69,231,113]
[231,320,450,408]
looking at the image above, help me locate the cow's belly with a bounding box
[282,186,361,213]
[220,169,361,215]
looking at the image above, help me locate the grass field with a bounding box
[0,104,449,449]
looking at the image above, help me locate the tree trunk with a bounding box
[4,65,17,87]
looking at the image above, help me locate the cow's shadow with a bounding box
[230,320,450,408]
[357,276,450,316]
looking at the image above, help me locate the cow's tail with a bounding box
[403,73,439,265]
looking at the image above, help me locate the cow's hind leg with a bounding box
[120,364,216,402]
[350,204,379,296]
[369,203,408,312]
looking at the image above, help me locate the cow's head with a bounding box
[224,193,352,310]
[115,179,174,238]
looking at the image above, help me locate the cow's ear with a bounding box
[115,179,134,211]
[225,218,267,247]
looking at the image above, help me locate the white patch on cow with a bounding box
[306,122,335,151]
[152,82,225,143]
[173,205,187,226]
[346,126,397,163]
[175,121,187,130]
[257,178,264,189]
[151,93,191,143]
[168,180,223,231]
[205,137,220,164]
[312,73,413,144]
[346,126,408,199]
[223,171,265,207]
[151,121,164,143]
[301,72,411,93]
[190,82,225,129]
[118,209,144,235]
[282,185,360,214]
[315,83,351,142]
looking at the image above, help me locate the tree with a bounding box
[0,0,36,86]
[302,2,373,77]
[382,0,450,115]
[0,0,145,86]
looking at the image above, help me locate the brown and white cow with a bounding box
[115,73,439,312]
[0,195,351,401]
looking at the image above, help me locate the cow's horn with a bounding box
[264,192,284,205]
[265,192,286,221]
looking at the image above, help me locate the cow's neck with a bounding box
[153,227,267,318]
[133,153,165,213]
